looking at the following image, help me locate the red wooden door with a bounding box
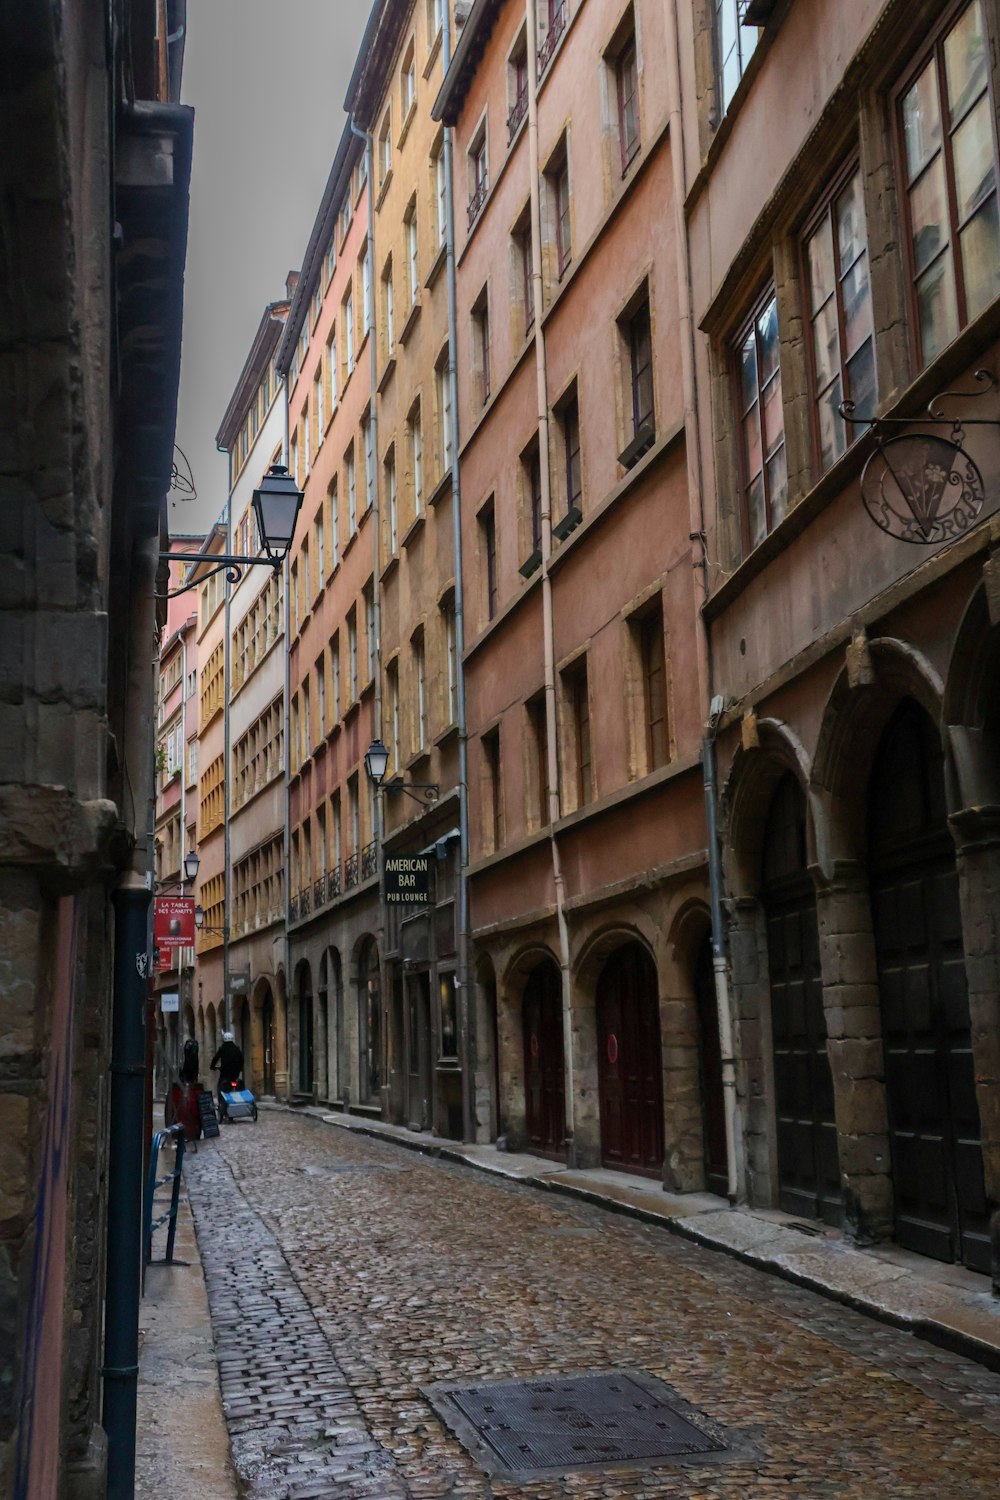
[597,943,664,1176]
[869,703,989,1272]
[523,961,565,1159]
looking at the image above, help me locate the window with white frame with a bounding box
[405,201,419,304]
[378,110,392,183]
[347,443,357,532]
[386,448,398,552]
[715,0,759,117]
[408,402,423,515]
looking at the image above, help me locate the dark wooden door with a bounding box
[763,775,841,1224]
[262,996,275,1095]
[695,939,728,1197]
[406,972,432,1131]
[523,961,565,1159]
[869,703,989,1272]
[597,943,664,1177]
[298,981,314,1094]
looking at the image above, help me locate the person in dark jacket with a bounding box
[210,1031,244,1106]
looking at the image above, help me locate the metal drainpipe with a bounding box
[664,0,739,1200]
[179,628,188,1070]
[441,1,475,1143]
[102,534,157,1500]
[525,0,575,1167]
[282,373,292,1097]
[223,503,232,1034]
[349,117,388,1112]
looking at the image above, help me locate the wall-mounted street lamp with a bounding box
[194,904,228,938]
[155,849,201,890]
[364,737,439,806]
[159,464,305,598]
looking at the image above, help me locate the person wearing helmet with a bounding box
[210,1030,245,1110]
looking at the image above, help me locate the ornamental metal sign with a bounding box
[384,854,430,904]
[842,369,997,545]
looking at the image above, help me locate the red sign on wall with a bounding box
[153,897,195,949]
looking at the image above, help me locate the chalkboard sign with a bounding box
[198,1089,220,1139]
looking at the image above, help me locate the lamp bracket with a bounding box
[383,776,440,806]
[156,551,280,600]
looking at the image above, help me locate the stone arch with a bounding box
[944,583,1000,806]
[722,717,817,896]
[353,935,381,1106]
[250,975,276,1096]
[273,967,289,1097]
[662,897,725,1193]
[496,942,563,1157]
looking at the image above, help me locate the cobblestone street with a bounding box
[185,1112,1000,1500]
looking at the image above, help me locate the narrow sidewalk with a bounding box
[277,1102,1000,1373]
[136,1166,239,1499]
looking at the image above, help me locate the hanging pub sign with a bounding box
[153,896,196,949]
[842,369,998,545]
[384,853,430,904]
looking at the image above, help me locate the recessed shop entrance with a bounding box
[522,959,565,1161]
[596,942,664,1177]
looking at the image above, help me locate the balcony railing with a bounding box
[507,83,527,142]
[537,0,567,75]
[344,851,360,890]
[327,864,342,900]
[289,893,299,923]
[361,839,378,882]
[467,173,489,229]
[313,875,326,909]
[300,886,311,918]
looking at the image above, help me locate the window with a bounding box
[414,631,427,749]
[402,44,416,116]
[406,204,419,304]
[363,413,374,513]
[364,581,376,684]
[327,329,337,412]
[332,794,342,873]
[348,774,360,857]
[344,289,355,375]
[550,148,572,277]
[386,449,398,553]
[616,37,640,172]
[348,606,358,701]
[339,195,352,245]
[316,653,326,735]
[433,140,447,247]
[324,238,336,286]
[736,288,786,549]
[715,0,759,117]
[347,443,357,532]
[302,402,310,477]
[382,258,395,357]
[900,0,1000,366]
[387,659,400,768]
[559,388,582,514]
[628,296,654,442]
[332,631,341,720]
[314,370,324,445]
[473,288,491,404]
[312,282,322,329]
[315,510,325,582]
[523,441,542,551]
[408,403,423,516]
[427,0,442,45]
[290,433,299,488]
[436,351,453,475]
[566,660,592,807]
[361,243,372,335]
[508,33,529,141]
[187,737,198,785]
[290,561,299,635]
[538,0,568,74]
[469,122,489,226]
[480,498,498,620]
[640,606,668,771]
[527,695,548,828]
[330,479,340,568]
[517,218,534,333]
[442,597,457,723]
[303,680,312,756]
[483,728,502,850]
[378,110,392,184]
[804,165,876,472]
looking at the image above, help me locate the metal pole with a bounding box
[223,505,232,1033]
[103,875,152,1500]
[282,376,292,1097]
[441,0,474,1143]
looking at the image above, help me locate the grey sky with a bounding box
[172,0,372,533]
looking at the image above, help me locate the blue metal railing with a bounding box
[144,1123,186,1265]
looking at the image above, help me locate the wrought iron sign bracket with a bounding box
[383,776,440,807]
[156,551,280,600]
[841,369,999,545]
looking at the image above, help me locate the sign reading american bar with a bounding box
[384,853,430,904]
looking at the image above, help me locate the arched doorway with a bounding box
[522,958,565,1160]
[261,987,276,1095]
[868,700,989,1271]
[762,773,840,1223]
[596,941,663,1176]
[358,939,381,1105]
[695,937,728,1196]
[297,962,314,1095]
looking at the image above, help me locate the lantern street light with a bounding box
[158,463,305,598]
[183,849,200,883]
[193,904,228,937]
[364,736,439,806]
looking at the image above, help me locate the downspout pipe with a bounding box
[349,117,389,1107]
[282,374,292,1095]
[103,534,157,1500]
[525,0,575,1167]
[223,503,232,1033]
[664,0,739,1200]
[442,0,475,1144]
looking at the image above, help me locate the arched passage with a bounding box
[522,956,565,1160]
[475,953,500,1142]
[296,961,314,1095]
[595,940,663,1176]
[762,774,840,1223]
[868,699,989,1271]
[357,938,381,1105]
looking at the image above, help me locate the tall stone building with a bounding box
[0,2,192,1494]
[217,300,290,1097]
[681,0,1000,1283]
[436,0,715,1177]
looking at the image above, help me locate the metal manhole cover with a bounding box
[425,1370,748,1480]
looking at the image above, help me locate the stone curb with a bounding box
[266,1102,1000,1378]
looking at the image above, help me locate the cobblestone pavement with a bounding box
[185,1113,1000,1499]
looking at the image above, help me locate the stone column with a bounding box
[950,807,1000,1290]
[661,976,706,1193]
[814,862,893,1245]
[728,897,774,1207]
